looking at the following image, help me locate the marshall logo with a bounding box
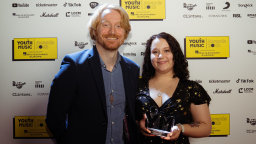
[236,78,254,83]
[89,2,99,9]
[40,12,59,17]
[183,3,197,11]
[75,41,88,49]
[247,118,256,126]
[239,88,253,93]
[13,81,26,89]
[213,89,232,94]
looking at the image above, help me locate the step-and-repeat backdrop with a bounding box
[0,0,255,144]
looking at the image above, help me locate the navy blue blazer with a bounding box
[46,46,140,144]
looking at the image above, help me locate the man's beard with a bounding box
[95,34,124,51]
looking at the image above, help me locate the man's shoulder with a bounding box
[63,48,93,63]
[121,55,139,68]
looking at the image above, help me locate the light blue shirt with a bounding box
[99,52,125,144]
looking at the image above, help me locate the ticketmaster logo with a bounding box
[209,80,230,83]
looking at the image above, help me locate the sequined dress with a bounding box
[136,79,211,144]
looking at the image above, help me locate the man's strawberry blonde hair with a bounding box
[87,3,131,40]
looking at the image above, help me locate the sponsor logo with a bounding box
[35,81,44,88]
[124,0,141,9]
[238,4,253,8]
[194,79,202,83]
[66,12,81,17]
[223,2,230,10]
[36,40,55,50]
[12,13,35,18]
[75,41,88,49]
[12,3,29,7]
[36,3,58,7]
[40,12,59,17]
[63,2,81,7]
[248,14,256,18]
[12,93,31,96]
[247,118,256,126]
[248,50,256,55]
[209,80,230,83]
[247,40,256,44]
[122,42,137,46]
[212,116,227,125]
[37,93,49,96]
[88,13,93,16]
[141,42,146,46]
[89,2,99,9]
[141,52,145,56]
[233,14,242,18]
[183,14,202,18]
[239,88,253,93]
[123,52,136,56]
[213,89,232,94]
[13,81,26,89]
[209,14,227,18]
[18,118,33,127]
[183,3,197,11]
[246,129,256,133]
[236,78,254,83]
[188,38,205,48]
[16,39,33,49]
[206,3,215,10]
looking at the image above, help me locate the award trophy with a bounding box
[145,106,175,137]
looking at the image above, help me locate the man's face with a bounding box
[95,9,126,51]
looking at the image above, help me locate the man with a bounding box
[45,4,140,144]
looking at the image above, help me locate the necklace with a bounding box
[153,77,175,97]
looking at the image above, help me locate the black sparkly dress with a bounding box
[136,78,211,144]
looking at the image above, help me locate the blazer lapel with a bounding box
[88,46,107,117]
[120,56,132,110]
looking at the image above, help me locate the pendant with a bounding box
[157,93,161,97]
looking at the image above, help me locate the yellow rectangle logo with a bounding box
[13,38,57,60]
[185,36,229,58]
[210,114,230,136]
[121,0,165,20]
[14,116,53,138]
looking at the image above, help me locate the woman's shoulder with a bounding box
[137,78,149,95]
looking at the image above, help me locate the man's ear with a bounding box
[92,29,97,40]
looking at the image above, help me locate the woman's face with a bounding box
[150,38,175,75]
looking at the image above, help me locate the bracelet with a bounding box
[176,123,185,133]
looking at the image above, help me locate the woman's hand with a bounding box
[139,114,154,137]
[161,125,181,141]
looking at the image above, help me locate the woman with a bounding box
[136,32,212,144]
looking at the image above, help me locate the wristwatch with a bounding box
[176,123,185,133]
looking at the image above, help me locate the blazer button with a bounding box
[102,122,106,126]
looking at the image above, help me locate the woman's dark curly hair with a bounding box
[142,32,189,82]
